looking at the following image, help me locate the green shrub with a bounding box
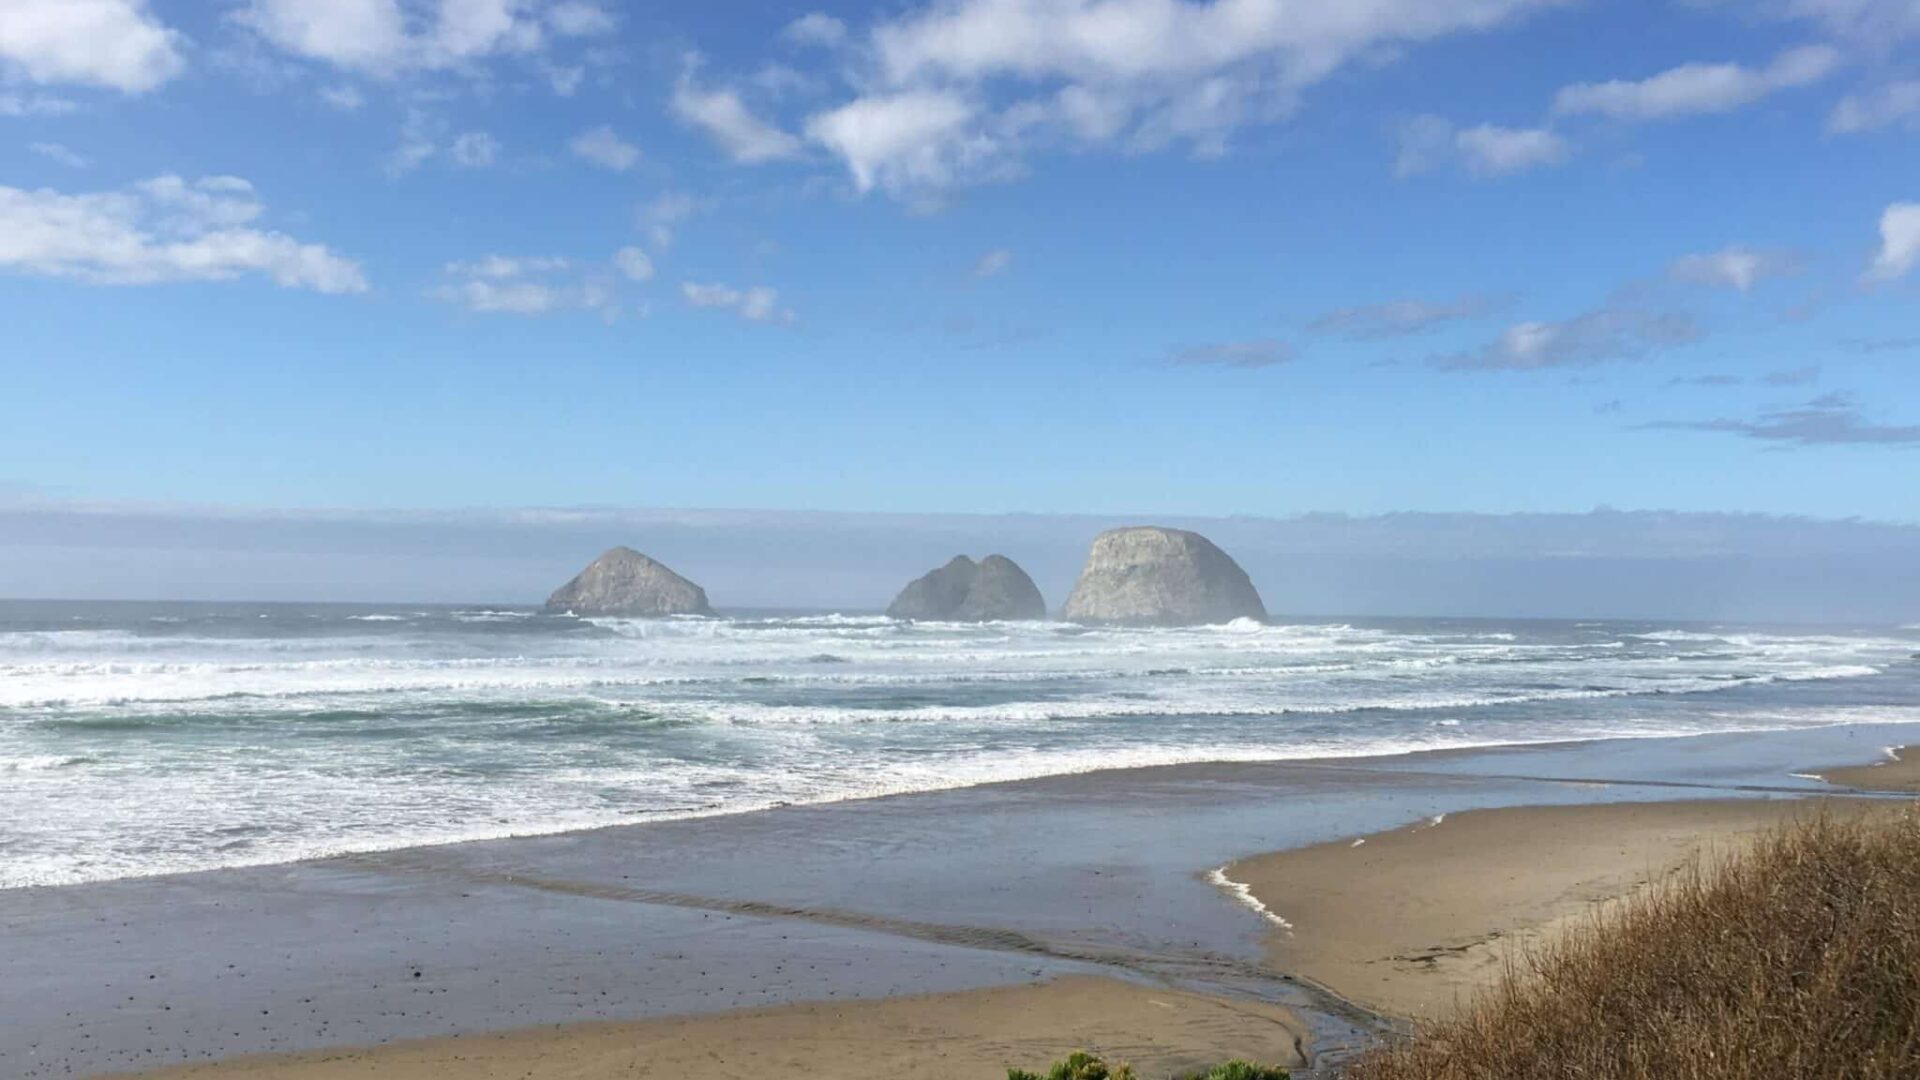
[1007,1050,1136,1080]
[1007,1052,1287,1080]
[1198,1063,1291,1080]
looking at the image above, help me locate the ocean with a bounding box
[2,600,1916,890]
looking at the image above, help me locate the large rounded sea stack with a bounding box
[545,547,714,617]
[887,555,1047,621]
[1061,527,1267,627]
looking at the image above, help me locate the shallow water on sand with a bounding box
[2,600,1915,888]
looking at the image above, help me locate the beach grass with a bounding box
[1340,808,1920,1079]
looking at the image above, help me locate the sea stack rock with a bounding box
[1062,527,1267,627]
[887,555,1047,621]
[545,547,714,617]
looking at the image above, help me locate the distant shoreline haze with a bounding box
[2,501,1917,623]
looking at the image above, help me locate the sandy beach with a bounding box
[1818,745,1920,793]
[120,976,1307,1080]
[1226,798,1877,1020]
[6,723,1916,1080]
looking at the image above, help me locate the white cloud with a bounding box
[800,0,1558,201]
[0,91,76,116]
[1167,340,1294,368]
[318,84,366,110]
[681,280,793,325]
[568,124,639,170]
[1310,294,1508,339]
[671,78,805,164]
[448,130,500,167]
[28,141,87,168]
[1866,202,1920,282]
[1669,247,1800,291]
[805,90,999,197]
[1396,116,1568,178]
[1828,80,1920,133]
[1437,305,1703,371]
[545,1,614,36]
[1552,45,1839,122]
[1453,123,1570,175]
[542,62,585,95]
[871,0,1556,86]
[0,0,185,92]
[432,253,617,316]
[613,245,653,282]
[784,12,847,47]
[234,0,576,76]
[446,254,570,278]
[972,248,1013,278]
[234,0,411,73]
[385,107,441,175]
[1772,0,1920,41]
[639,191,707,249]
[0,174,367,293]
[443,254,570,280]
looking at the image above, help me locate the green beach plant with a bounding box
[1007,1052,1289,1080]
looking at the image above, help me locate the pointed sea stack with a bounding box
[545,547,714,617]
[887,554,1047,621]
[1061,527,1266,627]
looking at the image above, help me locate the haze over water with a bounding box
[2,600,1916,890]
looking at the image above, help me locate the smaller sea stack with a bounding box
[545,547,714,617]
[887,555,1047,621]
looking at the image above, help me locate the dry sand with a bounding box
[1226,798,1864,1020]
[1818,745,1920,793]
[118,976,1308,1080]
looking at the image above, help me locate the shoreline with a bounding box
[8,719,1905,896]
[8,723,1919,1079]
[1817,744,1920,793]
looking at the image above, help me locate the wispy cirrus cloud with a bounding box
[27,142,88,168]
[1828,80,1920,133]
[430,254,625,317]
[568,125,640,171]
[681,281,795,325]
[1310,294,1509,339]
[1668,246,1801,291]
[1435,303,1702,372]
[1638,393,1920,447]
[1394,115,1570,177]
[1552,45,1839,122]
[971,248,1013,279]
[1166,340,1294,368]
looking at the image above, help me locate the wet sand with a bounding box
[9,722,1919,1079]
[1819,745,1920,793]
[1228,798,1876,1020]
[119,975,1307,1080]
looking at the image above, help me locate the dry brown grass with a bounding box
[1341,807,1920,1080]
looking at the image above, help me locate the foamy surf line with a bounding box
[1208,865,1293,931]
[6,713,1915,892]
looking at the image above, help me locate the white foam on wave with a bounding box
[4,611,1914,890]
[1207,866,1293,931]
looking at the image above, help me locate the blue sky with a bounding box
[1,0,1917,523]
